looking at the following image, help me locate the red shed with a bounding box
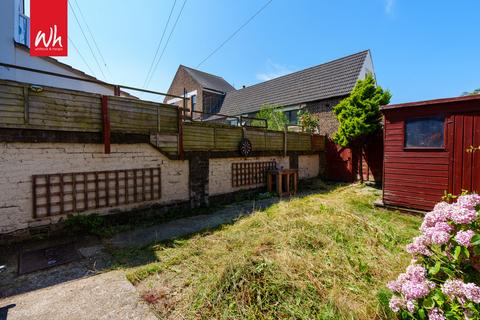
[381,95,480,211]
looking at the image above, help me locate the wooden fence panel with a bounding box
[265,131,284,150]
[28,86,102,132]
[158,105,178,133]
[299,133,312,150]
[311,135,325,151]
[214,127,243,150]
[109,97,157,134]
[184,123,215,150]
[287,133,312,151]
[287,132,301,150]
[247,128,267,151]
[0,80,325,155]
[0,82,30,127]
[150,133,178,154]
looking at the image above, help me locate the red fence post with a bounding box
[101,95,111,154]
[113,85,121,96]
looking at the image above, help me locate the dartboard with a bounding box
[239,138,252,157]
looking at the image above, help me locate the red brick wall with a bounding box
[305,96,347,136]
[164,67,203,114]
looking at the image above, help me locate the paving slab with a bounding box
[0,271,156,320]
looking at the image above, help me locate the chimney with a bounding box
[242,85,246,89]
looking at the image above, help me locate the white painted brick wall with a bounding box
[209,156,290,196]
[298,154,320,179]
[0,141,322,234]
[0,143,189,234]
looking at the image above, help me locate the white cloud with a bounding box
[385,0,395,14]
[256,59,292,81]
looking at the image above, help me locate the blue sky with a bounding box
[26,0,480,103]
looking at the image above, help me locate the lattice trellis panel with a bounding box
[32,167,161,218]
[232,161,276,187]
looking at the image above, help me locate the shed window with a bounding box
[405,117,444,148]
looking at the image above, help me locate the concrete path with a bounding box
[0,271,156,320]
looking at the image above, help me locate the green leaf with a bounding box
[441,267,455,278]
[429,262,441,275]
[422,297,435,309]
[462,246,470,258]
[471,234,480,246]
[418,308,426,319]
[474,246,480,256]
[453,245,462,260]
[432,290,445,307]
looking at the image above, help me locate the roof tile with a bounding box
[220,50,369,115]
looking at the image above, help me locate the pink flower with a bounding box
[387,280,402,293]
[406,300,415,312]
[457,194,480,210]
[441,279,480,304]
[405,264,427,281]
[454,230,475,247]
[401,281,434,300]
[423,222,453,245]
[430,230,450,244]
[406,236,432,256]
[449,204,477,225]
[434,201,452,212]
[421,205,451,231]
[442,279,465,299]
[388,296,405,312]
[388,264,435,309]
[428,308,445,320]
[464,283,480,303]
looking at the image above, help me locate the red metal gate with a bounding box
[450,113,480,194]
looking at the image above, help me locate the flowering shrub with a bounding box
[387,194,480,319]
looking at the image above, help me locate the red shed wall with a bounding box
[382,96,480,211]
[383,114,449,211]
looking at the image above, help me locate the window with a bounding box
[405,117,445,148]
[191,95,197,112]
[14,0,30,47]
[15,13,30,47]
[285,110,299,124]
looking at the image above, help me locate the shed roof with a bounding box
[381,95,480,111]
[219,50,370,115]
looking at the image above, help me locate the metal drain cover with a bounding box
[18,243,82,275]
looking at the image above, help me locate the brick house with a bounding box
[164,65,235,118]
[165,50,374,135]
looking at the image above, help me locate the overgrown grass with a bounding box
[124,184,421,319]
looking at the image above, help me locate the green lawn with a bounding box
[123,182,421,319]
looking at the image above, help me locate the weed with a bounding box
[64,214,107,236]
[126,183,421,319]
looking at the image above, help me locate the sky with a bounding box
[25,0,480,103]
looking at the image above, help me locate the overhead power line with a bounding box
[72,0,111,76]
[143,0,178,87]
[68,37,97,77]
[145,0,188,88]
[196,0,273,68]
[68,1,107,81]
